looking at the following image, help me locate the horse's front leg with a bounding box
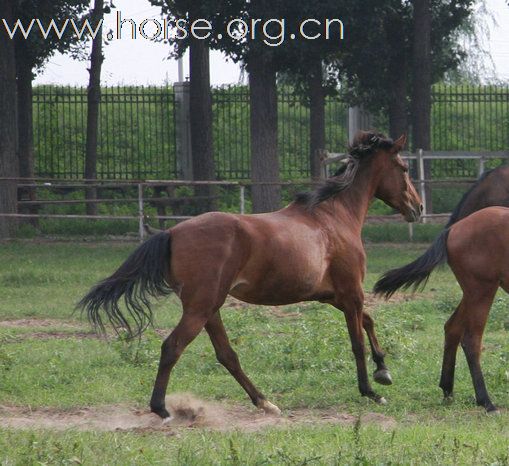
[334,290,386,405]
[362,312,392,386]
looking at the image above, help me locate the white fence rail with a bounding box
[1,150,508,241]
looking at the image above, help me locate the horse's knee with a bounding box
[216,347,240,368]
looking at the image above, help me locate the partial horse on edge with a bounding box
[375,165,509,412]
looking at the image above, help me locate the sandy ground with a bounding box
[0,294,408,433]
[0,394,397,433]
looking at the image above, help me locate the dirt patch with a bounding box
[0,318,84,329]
[0,394,396,433]
[363,292,414,314]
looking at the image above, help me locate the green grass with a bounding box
[1,241,509,464]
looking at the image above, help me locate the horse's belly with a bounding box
[228,271,334,306]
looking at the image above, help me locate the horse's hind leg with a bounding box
[362,312,392,386]
[205,312,281,415]
[460,288,497,412]
[150,311,210,419]
[439,301,465,400]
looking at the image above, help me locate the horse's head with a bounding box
[372,134,422,222]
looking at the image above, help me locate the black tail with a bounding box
[373,229,450,298]
[77,231,172,338]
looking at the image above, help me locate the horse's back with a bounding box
[448,206,509,287]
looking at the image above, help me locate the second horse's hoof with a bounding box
[374,369,393,386]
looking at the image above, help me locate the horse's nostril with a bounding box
[419,204,424,214]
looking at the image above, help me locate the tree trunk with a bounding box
[411,0,432,211]
[248,52,280,213]
[0,1,19,238]
[386,10,409,143]
[189,38,216,213]
[388,72,408,142]
[16,54,38,226]
[85,0,104,216]
[308,61,325,180]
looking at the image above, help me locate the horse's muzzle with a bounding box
[404,203,423,222]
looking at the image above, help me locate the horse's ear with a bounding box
[392,134,407,153]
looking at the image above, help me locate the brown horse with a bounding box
[79,131,422,420]
[375,206,509,412]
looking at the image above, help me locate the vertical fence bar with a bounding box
[138,183,145,242]
[408,223,414,241]
[417,149,427,224]
[478,155,485,177]
[239,184,245,214]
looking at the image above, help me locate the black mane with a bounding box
[295,131,394,208]
[445,168,494,227]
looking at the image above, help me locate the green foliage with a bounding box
[14,0,89,74]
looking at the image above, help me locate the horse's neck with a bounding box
[328,163,378,230]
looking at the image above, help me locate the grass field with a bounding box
[1,240,509,465]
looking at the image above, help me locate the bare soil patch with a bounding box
[0,318,84,329]
[0,394,396,433]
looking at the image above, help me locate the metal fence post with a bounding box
[416,149,427,224]
[174,81,192,180]
[138,183,145,242]
[348,106,374,144]
[239,185,245,214]
[478,156,485,177]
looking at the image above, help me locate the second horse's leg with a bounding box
[205,311,281,415]
[439,302,465,400]
[460,288,497,412]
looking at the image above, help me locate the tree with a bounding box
[411,0,432,210]
[0,0,19,238]
[334,0,475,141]
[189,37,217,212]
[247,50,280,211]
[13,0,89,222]
[85,0,106,216]
[150,0,217,214]
[152,0,287,212]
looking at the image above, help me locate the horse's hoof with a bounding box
[376,396,387,405]
[486,405,499,415]
[442,396,454,405]
[151,406,171,420]
[258,400,282,416]
[374,369,393,386]
[162,415,174,425]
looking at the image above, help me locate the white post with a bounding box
[174,82,192,180]
[348,106,374,143]
[478,156,485,177]
[239,185,245,214]
[416,149,427,224]
[138,183,145,242]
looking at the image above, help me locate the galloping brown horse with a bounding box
[375,206,509,412]
[79,131,422,420]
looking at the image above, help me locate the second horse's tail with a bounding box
[77,231,172,338]
[373,229,450,298]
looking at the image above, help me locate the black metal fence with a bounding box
[33,86,177,179]
[33,84,509,181]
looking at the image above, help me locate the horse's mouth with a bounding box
[403,207,421,223]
